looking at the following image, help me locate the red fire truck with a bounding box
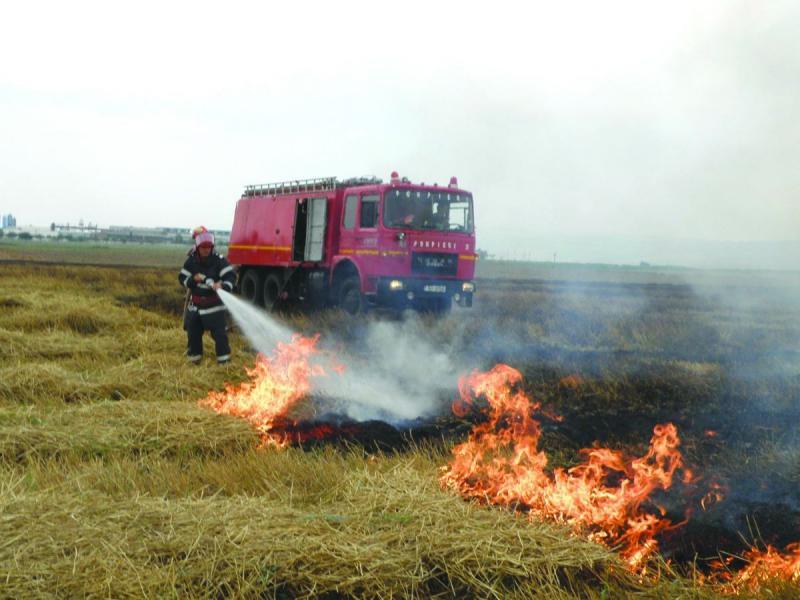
[227,171,476,313]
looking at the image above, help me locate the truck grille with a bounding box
[411,252,458,276]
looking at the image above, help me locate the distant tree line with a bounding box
[0,231,41,240]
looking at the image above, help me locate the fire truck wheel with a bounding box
[339,276,366,315]
[240,269,264,306]
[263,273,282,309]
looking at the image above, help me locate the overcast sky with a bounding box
[1,1,798,265]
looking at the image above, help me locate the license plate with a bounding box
[423,284,447,293]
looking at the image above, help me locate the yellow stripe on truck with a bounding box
[459,254,477,261]
[229,244,292,252]
[340,249,379,256]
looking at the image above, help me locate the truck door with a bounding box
[339,191,379,254]
[339,193,379,249]
[354,193,379,249]
[293,197,327,262]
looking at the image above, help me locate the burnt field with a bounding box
[1,244,799,598]
[472,273,800,566]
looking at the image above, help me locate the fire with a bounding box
[699,481,725,511]
[707,543,800,592]
[733,543,800,587]
[441,364,690,570]
[199,333,333,447]
[200,341,800,590]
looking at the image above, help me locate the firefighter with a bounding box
[178,230,236,364]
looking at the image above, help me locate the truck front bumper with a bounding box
[374,277,474,309]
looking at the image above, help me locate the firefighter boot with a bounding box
[211,327,231,365]
[186,311,204,364]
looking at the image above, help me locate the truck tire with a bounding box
[338,276,367,315]
[263,273,282,310]
[240,269,263,306]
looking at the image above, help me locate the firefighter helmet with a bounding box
[194,231,215,249]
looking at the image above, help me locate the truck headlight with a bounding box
[389,279,404,291]
[461,282,475,293]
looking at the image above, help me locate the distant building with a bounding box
[2,218,229,245]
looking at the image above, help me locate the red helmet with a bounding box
[194,231,215,249]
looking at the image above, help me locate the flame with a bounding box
[440,364,689,570]
[700,482,725,511]
[199,333,333,447]
[735,543,800,586]
[711,543,800,592]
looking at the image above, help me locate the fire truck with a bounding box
[227,171,476,314]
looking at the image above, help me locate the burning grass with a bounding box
[1,255,799,597]
[199,333,325,447]
[441,365,692,571]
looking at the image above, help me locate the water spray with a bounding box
[213,289,457,424]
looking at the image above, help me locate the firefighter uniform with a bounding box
[178,250,236,364]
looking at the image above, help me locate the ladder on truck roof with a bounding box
[243,176,382,196]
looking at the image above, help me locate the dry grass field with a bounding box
[1,239,799,598]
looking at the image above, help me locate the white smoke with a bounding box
[315,317,458,422]
[217,290,459,424]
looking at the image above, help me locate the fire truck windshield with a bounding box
[383,189,473,232]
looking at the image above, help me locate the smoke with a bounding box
[217,290,462,424]
[315,316,460,423]
[679,271,800,386]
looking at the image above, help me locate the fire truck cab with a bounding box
[227,172,476,314]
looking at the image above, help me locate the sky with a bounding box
[1,1,798,267]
